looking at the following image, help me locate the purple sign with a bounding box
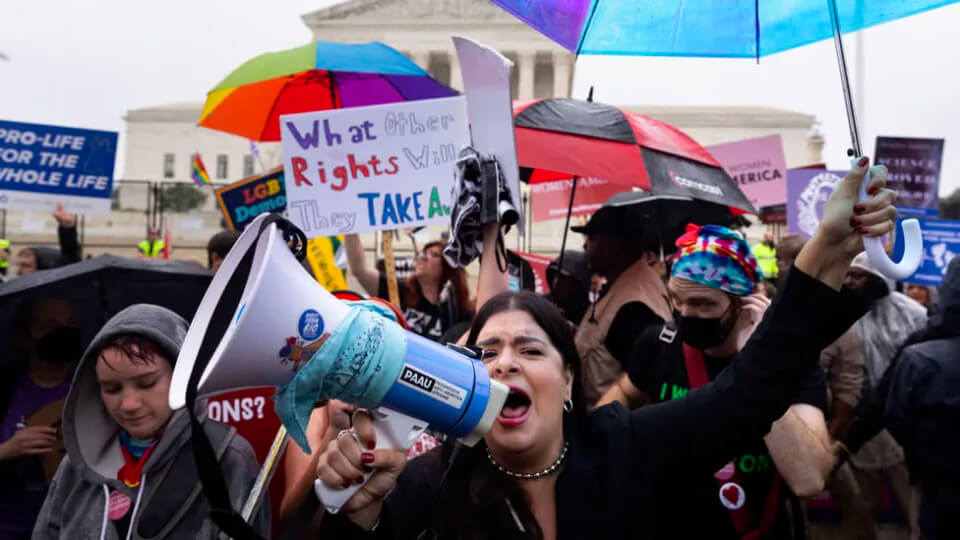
[786,169,848,237]
[874,136,944,217]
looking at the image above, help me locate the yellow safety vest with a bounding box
[138,239,166,257]
[752,242,777,280]
[0,238,9,269]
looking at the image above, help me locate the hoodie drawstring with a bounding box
[125,473,147,540]
[100,485,110,540]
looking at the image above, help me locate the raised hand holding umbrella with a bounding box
[491,0,943,278]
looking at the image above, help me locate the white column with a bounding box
[448,50,462,90]
[411,51,431,71]
[517,51,536,100]
[553,52,572,98]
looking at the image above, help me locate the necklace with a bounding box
[486,442,570,480]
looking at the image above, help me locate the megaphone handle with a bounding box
[314,407,426,514]
[856,159,924,281]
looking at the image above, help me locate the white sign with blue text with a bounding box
[0,120,117,214]
[280,97,470,238]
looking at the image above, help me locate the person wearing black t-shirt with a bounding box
[344,234,473,341]
[600,224,835,539]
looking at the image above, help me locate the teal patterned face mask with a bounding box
[274,301,407,453]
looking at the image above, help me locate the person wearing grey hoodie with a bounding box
[31,304,268,540]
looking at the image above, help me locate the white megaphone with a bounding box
[169,213,508,514]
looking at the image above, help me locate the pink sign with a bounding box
[530,177,624,222]
[706,134,787,210]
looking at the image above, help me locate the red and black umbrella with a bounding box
[513,97,755,214]
[514,96,753,276]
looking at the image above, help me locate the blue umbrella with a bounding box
[491,0,945,278]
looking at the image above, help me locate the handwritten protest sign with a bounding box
[306,236,348,291]
[706,134,787,210]
[874,136,944,217]
[215,166,286,231]
[280,97,470,238]
[0,120,117,214]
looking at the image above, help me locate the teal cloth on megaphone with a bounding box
[274,301,407,452]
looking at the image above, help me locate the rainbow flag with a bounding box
[191,154,210,186]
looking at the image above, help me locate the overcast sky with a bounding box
[2,0,958,196]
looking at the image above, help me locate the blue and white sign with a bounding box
[298,309,324,341]
[0,120,117,214]
[892,217,960,286]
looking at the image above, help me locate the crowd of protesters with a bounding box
[1,157,957,540]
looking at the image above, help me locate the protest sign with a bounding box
[874,136,944,217]
[786,169,848,237]
[0,120,117,214]
[306,236,348,291]
[453,36,524,232]
[890,217,959,286]
[215,166,286,231]
[531,177,624,222]
[280,97,470,238]
[706,134,787,210]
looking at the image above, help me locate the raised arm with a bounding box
[474,222,510,311]
[765,404,834,496]
[53,204,80,264]
[343,234,381,296]
[631,159,891,476]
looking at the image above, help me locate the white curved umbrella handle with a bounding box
[857,162,923,281]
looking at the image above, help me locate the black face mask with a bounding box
[676,302,739,350]
[34,326,83,365]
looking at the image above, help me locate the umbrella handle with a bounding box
[857,161,923,281]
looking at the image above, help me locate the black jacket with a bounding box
[28,225,81,271]
[319,268,866,539]
[883,257,960,539]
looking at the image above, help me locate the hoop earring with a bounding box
[563,398,574,413]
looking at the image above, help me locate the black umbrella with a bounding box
[591,191,749,257]
[0,255,212,359]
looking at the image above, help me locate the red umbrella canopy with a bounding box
[513,98,755,214]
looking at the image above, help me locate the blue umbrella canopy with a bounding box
[490,0,959,58]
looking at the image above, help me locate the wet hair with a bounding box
[414,291,586,539]
[405,240,474,316]
[98,335,172,370]
[776,234,807,264]
[207,229,241,268]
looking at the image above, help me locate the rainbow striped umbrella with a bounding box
[199,40,457,141]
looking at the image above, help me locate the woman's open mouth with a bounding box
[498,387,531,427]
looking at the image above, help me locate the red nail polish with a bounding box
[850,217,861,228]
[367,440,376,450]
[860,228,870,234]
[342,481,351,489]
[858,156,869,167]
[355,476,365,485]
[867,185,879,196]
[361,452,374,463]
[854,204,865,214]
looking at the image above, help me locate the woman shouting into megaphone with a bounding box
[316,159,897,539]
